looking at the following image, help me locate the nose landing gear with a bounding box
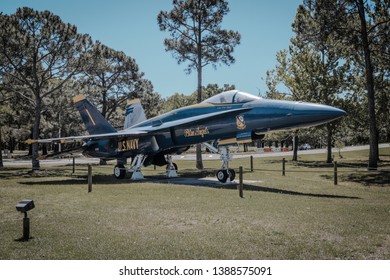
[216,168,236,183]
[203,143,236,183]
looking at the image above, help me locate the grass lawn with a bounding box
[0,148,389,260]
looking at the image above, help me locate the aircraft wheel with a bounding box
[216,169,228,183]
[228,169,236,181]
[114,164,126,179]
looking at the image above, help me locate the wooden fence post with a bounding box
[282,158,286,176]
[334,161,338,185]
[250,156,254,172]
[72,157,75,173]
[88,164,92,192]
[239,166,244,198]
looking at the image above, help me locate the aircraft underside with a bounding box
[111,144,235,183]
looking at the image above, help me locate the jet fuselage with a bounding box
[82,92,346,163]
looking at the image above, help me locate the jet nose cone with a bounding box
[293,102,346,126]
[333,107,347,118]
[322,106,347,119]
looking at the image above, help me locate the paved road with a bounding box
[2,143,389,167]
[2,157,101,167]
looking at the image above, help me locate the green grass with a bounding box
[0,148,389,260]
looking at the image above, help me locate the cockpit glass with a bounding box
[202,90,261,104]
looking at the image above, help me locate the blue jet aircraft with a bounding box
[30,90,346,183]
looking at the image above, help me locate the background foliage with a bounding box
[0,0,389,169]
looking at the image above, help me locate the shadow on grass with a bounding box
[342,171,390,186]
[0,167,77,179]
[19,173,361,200]
[19,174,126,185]
[295,159,390,169]
[241,184,360,199]
[152,176,361,199]
[294,160,340,168]
[320,170,390,186]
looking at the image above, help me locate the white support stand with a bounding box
[166,155,178,178]
[129,154,145,180]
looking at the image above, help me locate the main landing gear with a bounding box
[114,154,145,180]
[203,143,236,183]
[114,154,178,180]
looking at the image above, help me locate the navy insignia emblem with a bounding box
[236,115,246,130]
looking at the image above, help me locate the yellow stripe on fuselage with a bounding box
[219,138,252,145]
[219,138,237,145]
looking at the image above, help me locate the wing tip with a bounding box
[25,139,37,145]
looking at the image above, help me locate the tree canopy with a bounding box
[158,0,240,169]
[0,7,93,169]
[0,7,155,169]
[266,0,389,167]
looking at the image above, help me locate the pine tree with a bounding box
[158,0,241,169]
[0,8,92,170]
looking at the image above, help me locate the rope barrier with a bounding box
[242,157,389,186]
[246,157,389,173]
[244,168,388,173]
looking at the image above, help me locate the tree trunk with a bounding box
[0,126,3,169]
[326,124,333,163]
[195,23,203,170]
[195,64,204,169]
[292,134,299,161]
[42,144,48,156]
[357,0,378,170]
[102,88,108,118]
[32,94,41,171]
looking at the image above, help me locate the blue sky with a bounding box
[1,0,302,98]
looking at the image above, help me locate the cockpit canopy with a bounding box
[202,90,261,104]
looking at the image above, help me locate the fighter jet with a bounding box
[28,90,346,183]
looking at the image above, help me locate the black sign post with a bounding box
[16,199,35,241]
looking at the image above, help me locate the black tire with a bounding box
[216,169,228,183]
[228,169,236,181]
[114,164,126,179]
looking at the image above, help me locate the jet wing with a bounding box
[26,130,148,144]
[27,107,251,144]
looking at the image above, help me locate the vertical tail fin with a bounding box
[124,98,147,129]
[73,95,116,134]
